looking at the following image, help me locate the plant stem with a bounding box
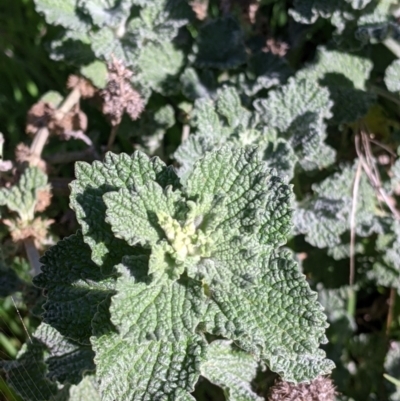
[347,287,356,316]
[386,288,396,335]
[30,127,50,163]
[106,124,120,152]
[24,236,42,276]
[368,84,400,108]
[349,160,362,288]
[384,38,400,59]
[54,86,81,121]
[29,85,82,161]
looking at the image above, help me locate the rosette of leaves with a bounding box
[34,0,191,96]
[33,147,334,400]
[175,80,336,182]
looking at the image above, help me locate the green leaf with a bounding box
[109,260,206,341]
[70,151,178,270]
[297,47,375,123]
[136,41,185,95]
[38,147,333,399]
[68,376,101,401]
[294,162,378,250]
[385,60,400,93]
[180,67,217,100]
[1,323,98,401]
[185,146,292,250]
[254,76,333,132]
[242,51,292,96]
[34,323,95,385]
[384,342,400,400]
[90,27,138,67]
[204,250,334,382]
[125,104,175,155]
[50,30,95,65]
[0,166,49,222]
[78,0,131,28]
[195,16,247,69]
[104,184,185,248]
[368,219,400,293]
[93,329,205,401]
[34,232,115,343]
[1,336,59,401]
[34,0,90,31]
[285,112,336,171]
[80,60,107,89]
[200,340,263,401]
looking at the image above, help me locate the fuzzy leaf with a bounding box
[0,166,49,222]
[34,323,95,385]
[39,147,333,399]
[385,60,400,93]
[80,60,107,89]
[195,16,247,69]
[254,76,333,132]
[34,232,115,343]
[70,151,178,270]
[1,337,59,401]
[68,376,101,401]
[200,340,263,401]
[180,67,217,100]
[297,47,375,123]
[204,250,334,382]
[128,104,175,155]
[136,41,184,95]
[93,328,204,401]
[185,146,292,250]
[294,162,378,250]
[244,52,292,95]
[78,0,131,28]
[34,0,89,31]
[285,112,336,171]
[109,260,206,341]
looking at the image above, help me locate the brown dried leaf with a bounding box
[15,143,47,172]
[26,102,54,135]
[3,217,53,249]
[263,38,289,57]
[190,0,208,20]
[34,188,52,213]
[101,57,144,126]
[67,74,96,98]
[49,106,88,140]
[268,376,336,401]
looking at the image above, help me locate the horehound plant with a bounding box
[3,146,334,400]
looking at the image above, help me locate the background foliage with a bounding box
[2,0,400,400]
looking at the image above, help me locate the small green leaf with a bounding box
[385,60,400,93]
[201,340,263,401]
[35,0,90,31]
[80,60,108,89]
